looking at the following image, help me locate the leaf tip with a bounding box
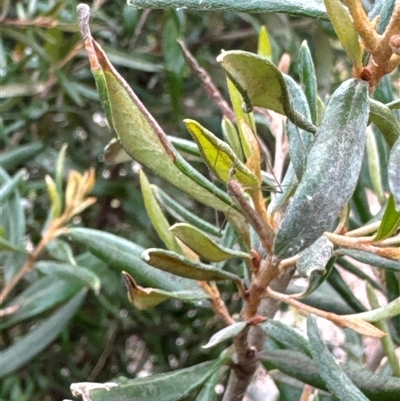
[77,4,91,40]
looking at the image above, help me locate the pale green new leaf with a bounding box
[184,119,259,188]
[323,0,363,69]
[170,223,250,262]
[140,169,183,254]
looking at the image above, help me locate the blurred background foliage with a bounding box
[0,1,398,400]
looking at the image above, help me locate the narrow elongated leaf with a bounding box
[0,290,86,377]
[36,261,101,294]
[388,137,400,209]
[285,75,314,180]
[170,223,250,262]
[261,320,312,357]
[153,186,221,237]
[142,248,241,282]
[0,169,26,204]
[82,359,223,401]
[203,321,247,349]
[296,236,333,277]
[221,117,244,162]
[77,5,243,225]
[307,315,370,401]
[323,0,363,70]
[140,169,182,254]
[0,276,82,329]
[336,249,400,271]
[184,119,259,188]
[218,51,316,133]
[258,26,272,60]
[345,295,400,323]
[366,128,385,203]
[261,349,400,401]
[226,78,256,157]
[274,79,369,258]
[0,142,45,170]
[67,228,201,292]
[375,194,400,240]
[127,0,329,20]
[123,272,208,310]
[369,99,400,148]
[299,41,318,124]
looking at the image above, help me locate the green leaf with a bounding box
[36,261,101,294]
[388,137,400,209]
[345,294,400,323]
[365,283,400,376]
[336,249,400,272]
[296,236,333,278]
[261,349,400,401]
[46,238,76,265]
[123,272,208,310]
[102,45,163,73]
[67,227,201,292]
[261,319,312,357]
[366,128,385,204]
[375,194,400,240]
[79,359,224,401]
[221,116,244,162]
[0,235,27,253]
[77,5,243,225]
[299,41,318,124]
[0,169,26,204]
[170,223,250,262]
[369,99,400,148]
[323,0,363,69]
[203,321,247,349]
[0,276,82,330]
[127,0,329,20]
[140,169,183,254]
[257,26,272,59]
[218,51,316,133]
[0,290,86,377]
[184,119,259,188]
[285,75,314,180]
[274,79,369,258]
[307,315,370,401]
[226,77,256,158]
[153,186,221,237]
[142,248,242,282]
[0,142,45,170]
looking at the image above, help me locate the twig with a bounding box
[197,281,235,325]
[227,179,275,254]
[325,232,400,260]
[177,40,237,122]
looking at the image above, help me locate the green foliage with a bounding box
[1,1,399,401]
